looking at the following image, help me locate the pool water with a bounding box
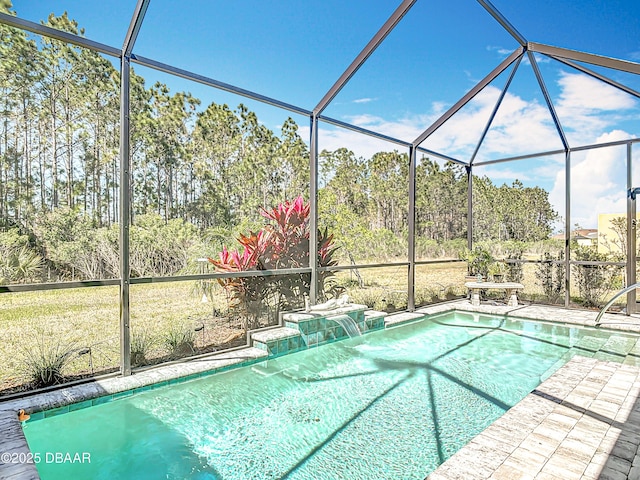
[24,312,640,480]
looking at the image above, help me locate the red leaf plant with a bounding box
[209,196,338,331]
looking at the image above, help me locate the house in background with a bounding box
[551,228,598,247]
[597,213,640,255]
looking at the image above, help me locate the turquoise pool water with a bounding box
[24,312,640,480]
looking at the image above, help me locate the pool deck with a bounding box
[420,301,640,480]
[2,301,640,479]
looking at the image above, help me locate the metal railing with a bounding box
[594,282,640,327]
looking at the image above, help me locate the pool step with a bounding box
[573,336,608,355]
[628,338,640,357]
[604,335,637,354]
[594,335,638,361]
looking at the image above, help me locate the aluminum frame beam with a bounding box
[627,143,636,314]
[0,12,120,57]
[412,47,524,149]
[477,0,527,47]
[467,166,473,248]
[548,55,640,99]
[132,54,311,117]
[318,115,467,165]
[118,0,150,377]
[317,262,409,272]
[408,145,417,311]
[309,114,319,304]
[474,138,640,166]
[527,51,569,151]
[416,147,466,166]
[529,42,640,75]
[313,0,417,116]
[564,151,571,308]
[123,0,150,56]
[571,138,640,152]
[119,55,132,376]
[318,115,412,149]
[474,149,566,167]
[470,54,523,165]
[0,12,312,118]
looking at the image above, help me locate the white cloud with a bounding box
[549,130,631,228]
[353,97,376,104]
[555,71,637,145]
[298,69,637,187]
[557,71,634,112]
[486,45,514,57]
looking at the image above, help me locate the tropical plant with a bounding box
[209,196,338,331]
[488,261,507,281]
[460,245,494,278]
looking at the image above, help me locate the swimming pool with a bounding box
[23,311,640,479]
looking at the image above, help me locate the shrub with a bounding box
[0,229,43,284]
[536,251,565,304]
[19,337,78,388]
[572,246,622,308]
[381,291,408,312]
[209,196,338,331]
[164,324,196,357]
[504,242,525,283]
[131,329,157,367]
[460,244,494,278]
[349,289,383,309]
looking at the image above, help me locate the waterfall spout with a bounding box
[329,314,362,337]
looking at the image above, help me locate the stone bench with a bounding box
[464,281,524,307]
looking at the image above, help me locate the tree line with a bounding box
[0,4,558,282]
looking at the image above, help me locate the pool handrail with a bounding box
[594,283,640,327]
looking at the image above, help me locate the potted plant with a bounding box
[460,245,494,282]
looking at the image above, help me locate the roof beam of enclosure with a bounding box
[131,54,312,117]
[469,53,524,166]
[477,0,527,47]
[528,51,569,151]
[545,55,640,99]
[474,149,566,167]
[312,0,417,116]
[570,137,640,152]
[416,147,466,166]
[473,137,640,167]
[318,115,467,165]
[411,47,524,150]
[318,115,412,148]
[123,0,150,55]
[0,12,120,57]
[0,13,314,117]
[529,42,640,75]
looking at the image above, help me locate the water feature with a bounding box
[328,313,362,337]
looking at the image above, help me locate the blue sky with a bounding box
[10,0,640,227]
